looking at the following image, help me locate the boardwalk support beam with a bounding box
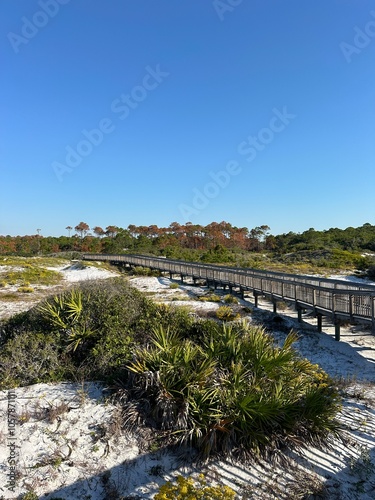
[335,320,341,341]
[317,314,323,332]
[254,293,259,308]
[297,306,302,323]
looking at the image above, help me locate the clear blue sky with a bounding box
[1,0,374,237]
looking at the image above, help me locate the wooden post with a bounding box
[317,314,322,332]
[240,287,244,300]
[169,272,173,280]
[254,293,258,308]
[180,274,184,283]
[297,306,302,323]
[273,301,277,314]
[372,296,375,334]
[334,320,341,341]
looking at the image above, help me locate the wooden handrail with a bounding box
[82,253,375,334]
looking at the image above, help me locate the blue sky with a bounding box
[1,0,374,237]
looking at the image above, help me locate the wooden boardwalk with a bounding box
[82,253,375,339]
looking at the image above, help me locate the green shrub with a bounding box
[132,266,151,275]
[0,279,146,384]
[198,293,221,303]
[38,288,89,353]
[149,303,194,334]
[169,282,179,289]
[37,279,158,376]
[277,249,368,272]
[0,278,198,386]
[155,474,236,499]
[17,286,34,293]
[126,322,342,459]
[131,266,160,276]
[223,294,238,304]
[201,244,234,264]
[216,306,239,322]
[186,318,221,344]
[0,331,69,389]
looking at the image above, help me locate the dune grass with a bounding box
[0,257,64,286]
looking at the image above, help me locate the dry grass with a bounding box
[0,292,24,301]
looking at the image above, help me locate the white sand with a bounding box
[0,262,119,320]
[47,262,118,282]
[0,269,374,498]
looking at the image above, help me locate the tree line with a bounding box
[0,222,271,256]
[1,221,375,259]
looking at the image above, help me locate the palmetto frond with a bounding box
[65,326,96,353]
[38,289,84,330]
[126,320,342,459]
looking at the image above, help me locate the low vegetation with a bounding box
[0,292,21,301]
[17,285,34,293]
[198,292,221,302]
[0,277,342,464]
[129,265,161,277]
[0,279,194,387]
[215,305,240,321]
[0,259,62,286]
[0,256,67,267]
[223,294,239,304]
[155,474,236,499]
[126,321,341,459]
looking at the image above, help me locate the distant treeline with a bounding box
[1,222,375,261]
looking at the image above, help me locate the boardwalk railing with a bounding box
[82,253,375,338]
